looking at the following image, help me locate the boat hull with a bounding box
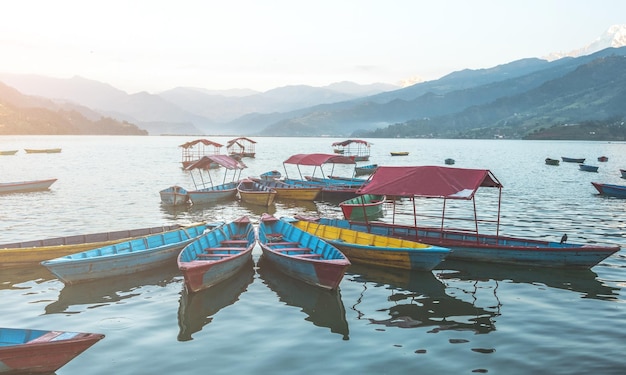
[545,158,560,165]
[354,164,378,176]
[178,217,255,293]
[0,150,18,155]
[0,179,57,194]
[579,164,599,172]
[339,194,385,220]
[591,182,626,198]
[159,185,190,205]
[561,157,585,163]
[41,223,217,284]
[258,214,350,290]
[0,328,103,374]
[289,218,449,271]
[237,180,277,206]
[313,218,619,269]
[24,148,62,153]
[187,182,238,204]
[0,224,181,268]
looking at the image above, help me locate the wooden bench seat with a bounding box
[220,240,249,246]
[197,253,235,259]
[204,247,245,252]
[268,241,300,247]
[275,247,311,252]
[293,253,322,258]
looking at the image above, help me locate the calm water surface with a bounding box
[1,136,625,374]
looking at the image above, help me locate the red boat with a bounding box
[0,328,104,374]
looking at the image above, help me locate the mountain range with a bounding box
[1,25,625,139]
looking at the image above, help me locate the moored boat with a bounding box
[339,194,386,220]
[226,137,257,158]
[0,150,18,155]
[444,158,455,165]
[579,164,599,172]
[259,170,282,180]
[591,182,626,198]
[258,213,350,290]
[185,155,247,205]
[24,148,62,153]
[0,178,57,194]
[178,216,255,293]
[390,151,409,156]
[179,139,223,169]
[561,156,585,163]
[597,156,608,162]
[545,158,560,166]
[41,222,220,285]
[355,163,378,176]
[250,177,321,201]
[0,327,104,374]
[288,217,450,271]
[159,185,190,205]
[0,224,182,268]
[620,169,626,179]
[237,178,277,206]
[340,165,620,268]
[331,139,371,161]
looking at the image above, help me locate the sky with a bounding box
[1,0,625,94]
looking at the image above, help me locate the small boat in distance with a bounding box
[591,182,626,198]
[620,169,626,179]
[24,148,62,153]
[545,158,560,166]
[178,216,255,293]
[259,170,282,180]
[331,139,372,161]
[444,158,455,165]
[159,185,190,206]
[390,151,409,156]
[0,150,18,155]
[237,179,277,206]
[226,137,257,159]
[0,178,57,194]
[355,163,378,176]
[41,222,219,285]
[561,156,585,163]
[258,213,350,290]
[597,156,608,162]
[579,164,599,173]
[0,327,104,374]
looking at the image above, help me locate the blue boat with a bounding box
[579,164,599,172]
[178,216,255,293]
[41,222,221,285]
[258,213,350,290]
[591,182,626,198]
[159,185,190,206]
[562,157,585,163]
[354,163,378,176]
[184,155,247,205]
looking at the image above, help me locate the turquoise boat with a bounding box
[339,194,386,220]
[178,216,255,293]
[258,213,350,290]
[41,222,221,285]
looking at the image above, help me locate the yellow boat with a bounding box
[237,179,277,207]
[0,224,182,268]
[287,218,450,270]
[250,177,321,201]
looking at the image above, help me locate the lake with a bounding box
[1,135,625,374]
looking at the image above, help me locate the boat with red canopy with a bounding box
[331,139,371,161]
[179,139,223,169]
[307,165,619,268]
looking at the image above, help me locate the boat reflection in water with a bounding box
[257,256,350,340]
[177,260,255,341]
[346,264,498,334]
[0,266,55,291]
[45,263,182,314]
[435,260,619,301]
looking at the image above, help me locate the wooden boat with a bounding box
[579,164,599,172]
[179,139,223,169]
[258,213,350,290]
[159,185,190,206]
[0,224,182,268]
[597,156,608,162]
[237,178,277,206]
[250,177,321,201]
[288,217,450,271]
[305,175,367,188]
[545,158,560,165]
[331,139,371,161]
[333,165,620,269]
[0,327,104,374]
[355,163,378,176]
[621,169,626,179]
[259,170,282,180]
[591,182,626,198]
[339,194,386,221]
[561,156,585,163]
[178,216,255,293]
[0,150,18,155]
[226,137,256,158]
[41,222,220,285]
[282,153,359,201]
[390,151,409,156]
[24,148,62,153]
[0,178,57,194]
[444,158,455,165]
[185,155,247,204]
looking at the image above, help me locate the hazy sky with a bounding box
[1,0,624,94]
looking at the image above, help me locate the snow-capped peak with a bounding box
[545,24,626,61]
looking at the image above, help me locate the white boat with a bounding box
[0,178,57,194]
[159,185,190,205]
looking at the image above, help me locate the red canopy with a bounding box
[331,139,371,147]
[179,139,223,149]
[185,155,246,170]
[357,166,502,199]
[283,153,356,166]
[226,137,256,147]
